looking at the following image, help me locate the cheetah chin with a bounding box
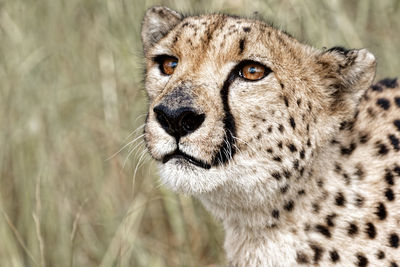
[141,6,400,267]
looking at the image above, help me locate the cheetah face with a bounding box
[141,7,376,194]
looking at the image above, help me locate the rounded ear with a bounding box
[316,47,376,116]
[141,6,183,54]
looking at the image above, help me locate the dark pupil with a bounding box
[249,66,256,74]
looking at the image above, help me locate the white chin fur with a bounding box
[157,160,227,194]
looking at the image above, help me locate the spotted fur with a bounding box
[141,6,400,266]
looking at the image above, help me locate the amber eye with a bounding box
[158,56,178,75]
[240,63,267,81]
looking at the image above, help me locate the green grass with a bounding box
[0,0,399,266]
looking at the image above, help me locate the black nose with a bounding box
[153,105,205,139]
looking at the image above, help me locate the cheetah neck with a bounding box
[197,140,348,266]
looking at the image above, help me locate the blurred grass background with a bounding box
[0,0,399,266]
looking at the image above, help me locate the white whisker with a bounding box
[106,133,145,161]
[123,140,145,168]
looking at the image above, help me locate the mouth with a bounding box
[163,150,211,169]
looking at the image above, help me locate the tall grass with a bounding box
[0,0,399,266]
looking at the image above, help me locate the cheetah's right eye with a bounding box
[239,61,269,81]
[154,55,178,75]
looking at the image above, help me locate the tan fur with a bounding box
[141,6,400,266]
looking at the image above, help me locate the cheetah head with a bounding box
[141,7,376,195]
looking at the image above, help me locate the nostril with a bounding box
[153,107,170,131]
[180,112,205,134]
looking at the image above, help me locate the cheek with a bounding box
[229,80,281,126]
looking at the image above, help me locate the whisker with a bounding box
[132,149,148,191]
[123,140,145,168]
[106,133,145,161]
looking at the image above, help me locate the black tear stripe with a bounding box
[211,71,237,166]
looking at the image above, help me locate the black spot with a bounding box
[267,148,273,153]
[289,117,296,129]
[284,200,294,211]
[272,172,281,180]
[389,233,399,248]
[273,156,282,162]
[342,173,350,185]
[272,209,280,219]
[367,107,376,117]
[335,192,346,206]
[283,170,291,179]
[283,96,289,107]
[376,250,385,259]
[354,164,365,180]
[278,124,285,132]
[385,188,395,201]
[379,78,398,88]
[339,121,348,131]
[355,194,364,207]
[298,189,306,195]
[280,184,289,194]
[268,125,273,133]
[280,83,284,89]
[239,38,245,54]
[356,253,368,267]
[391,262,399,267]
[341,142,356,155]
[388,134,400,151]
[365,222,376,239]
[296,252,309,264]
[172,35,179,44]
[307,139,311,147]
[312,203,320,213]
[377,98,391,110]
[297,99,302,106]
[395,97,400,108]
[376,142,389,156]
[394,165,400,176]
[300,149,305,159]
[384,169,394,185]
[372,84,383,91]
[375,202,387,220]
[348,222,359,236]
[287,143,297,152]
[299,167,305,177]
[242,26,251,32]
[334,163,342,173]
[326,213,337,227]
[315,224,331,238]
[330,250,340,262]
[293,160,299,170]
[310,244,324,263]
[394,120,400,132]
[277,141,283,148]
[359,133,369,144]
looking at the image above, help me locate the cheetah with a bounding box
[141,6,400,267]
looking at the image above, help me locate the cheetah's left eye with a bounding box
[238,61,270,81]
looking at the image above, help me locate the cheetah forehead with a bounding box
[149,13,302,64]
